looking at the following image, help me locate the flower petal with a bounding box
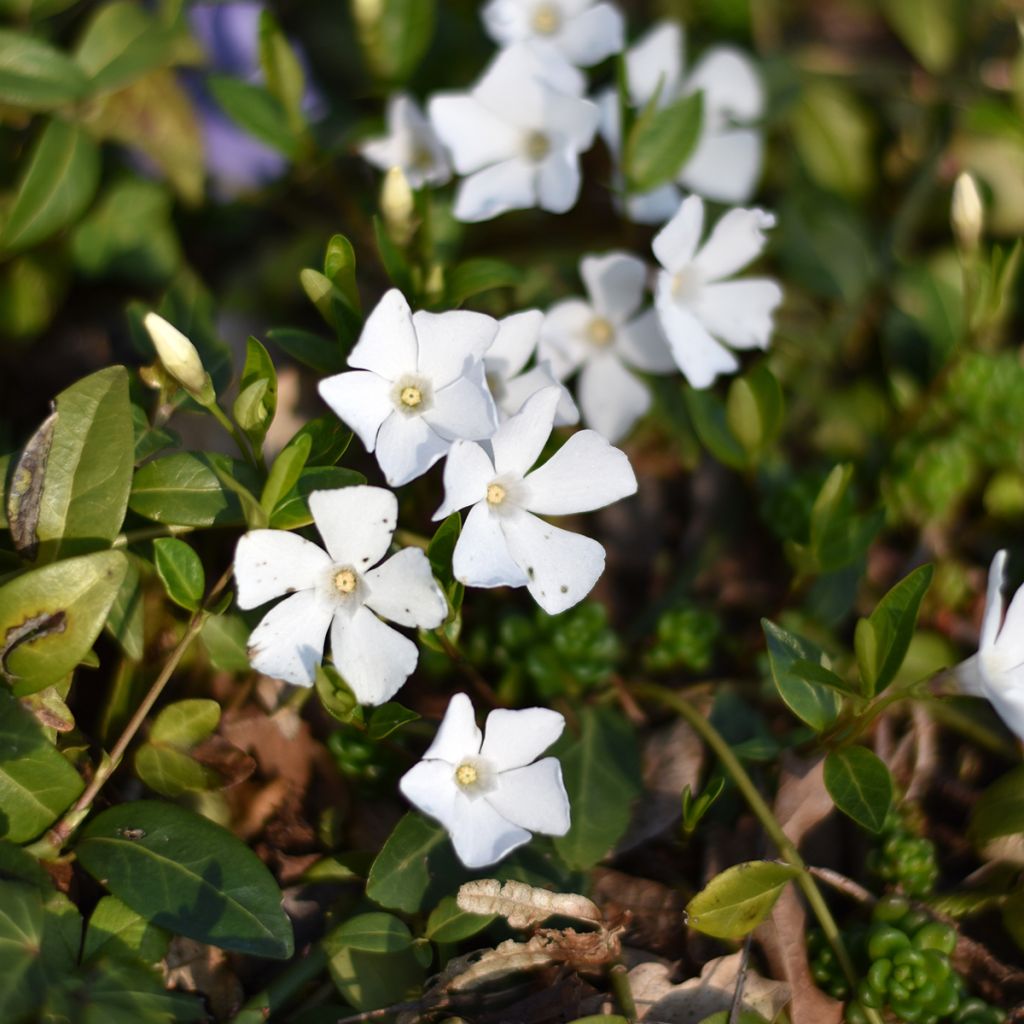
[317,370,393,452]
[423,691,482,762]
[577,352,651,443]
[491,386,560,477]
[539,298,594,378]
[581,251,647,322]
[453,158,537,222]
[413,308,498,388]
[247,589,333,686]
[480,706,565,770]
[374,411,450,487]
[655,274,738,388]
[428,94,521,174]
[435,440,495,519]
[500,364,580,425]
[693,279,782,351]
[347,289,419,379]
[626,20,684,106]
[536,148,583,215]
[234,530,331,609]
[486,758,571,835]
[652,194,704,274]
[617,307,677,372]
[488,309,544,379]
[398,759,459,830]
[680,128,763,205]
[625,183,683,224]
[981,684,1024,745]
[693,206,775,282]
[364,547,448,629]
[953,653,987,698]
[501,508,606,613]
[308,486,397,567]
[449,792,532,868]
[331,603,418,705]
[453,501,529,588]
[523,426,637,512]
[982,550,1009,649]
[557,3,625,66]
[425,363,499,441]
[685,46,764,123]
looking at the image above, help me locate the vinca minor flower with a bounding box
[953,550,1024,743]
[318,289,498,487]
[399,692,570,867]
[540,251,676,442]
[434,387,637,613]
[429,44,599,222]
[234,486,447,704]
[652,195,782,389]
[359,93,451,189]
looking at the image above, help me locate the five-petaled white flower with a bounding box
[953,551,1024,744]
[652,194,782,389]
[429,44,600,222]
[399,692,570,867]
[434,386,637,613]
[540,251,676,442]
[597,20,765,223]
[359,93,452,190]
[318,289,498,487]
[485,309,579,424]
[481,0,625,68]
[234,486,447,704]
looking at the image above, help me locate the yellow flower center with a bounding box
[334,569,357,594]
[486,483,507,506]
[455,762,478,787]
[531,3,561,34]
[400,385,423,408]
[525,131,551,162]
[586,317,614,346]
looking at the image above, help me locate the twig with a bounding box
[906,704,940,802]
[808,867,876,906]
[728,934,754,1024]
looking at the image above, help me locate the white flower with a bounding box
[953,551,1024,743]
[434,387,637,613]
[652,194,782,389]
[481,0,625,67]
[143,312,208,394]
[597,20,765,222]
[399,692,570,867]
[540,251,676,442]
[359,93,451,190]
[485,309,579,424]
[234,486,447,703]
[318,289,498,487]
[429,44,599,222]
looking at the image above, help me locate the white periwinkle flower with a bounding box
[597,20,764,222]
[652,195,782,389]
[359,93,451,190]
[318,289,498,487]
[485,309,579,424]
[434,386,637,613]
[953,551,1024,743]
[481,0,625,67]
[429,44,599,222]
[399,692,570,867]
[234,486,447,703]
[540,251,676,442]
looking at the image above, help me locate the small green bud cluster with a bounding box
[867,809,939,897]
[645,605,721,673]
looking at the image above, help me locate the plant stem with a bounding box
[113,523,194,548]
[609,961,637,1021]
[207,399,261,469]
[231,945,328,1024]
[630,681,881,1022]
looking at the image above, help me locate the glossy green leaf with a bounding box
[269,466,365,530]
[0,29,89,109]
[367,702,419,740]
[133,743,219,798]
[129,452,255,527]
[0,550,128,694]
[104,556,143,662]
[969,764,1024,845]
[685,861,798,939]
[354,0,436,83]
[150,699,220,749]
[82,895,168,965]
[0,119,100,253]
[261,433,311,516]
[265,326,346,375]
[626,90,703,192]
[446,258,523,307]
[427,511,460,588]
[0,690,84,842]
[200,614,252,674]
[554,706,642,870]
[366,812,447,913]
[823,747,893,834]
[288,416,352,467]
[152,538,205,612]
[425,895,494,943]
[238,336,278,452]
[323,233,361,313]
[207,74,296,156]
[761,619,842,731]
[77,801,294,959]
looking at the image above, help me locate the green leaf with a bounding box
[685,861,799,939]
[1,119,100,253]
[329,912,412,954]
[425,895,494,943]
[103,554,144,661]
[76,801,294,959]
[268,466,365,530]
[261,433,311,516]
[685,387,749,470]
[152,538,205,612]
[427,511,461,588]
[554,706,642,870]
[82,894,168,965]
[129,452,255,527]
[150,699,220,749]
[373,215,413,294]
[0,550,128,694]
[367,702,419,740]
[323,233,361,314]
[289,416,352,467]
[0,690,84,842]
[366,812,447,913]
[0,29,89,109]
[207,74,296,156]
[354,0,436,83]
[200,614,252,674]
[446,258,524,307]
[824,747,892,834]
[133,743,220,798]
[238,336,277,453]
[969,764,1024,845]
[761,619,843,731]
[6,407,56,559]
[258,9,305,134]
[725,365,784,460]
[879,0,958,73]
[855,564,933,696]
[626,90,704,192]
[265,326,345,375]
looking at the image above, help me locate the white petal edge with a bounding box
[693,205,776,282]
[308,486,397,568]
[413,308,498,389]
[247,589,333,686]
[364,546,448,629]
[398,759,459,831]
[576,353,651,444]
[693,279,783,351]
[374,411,450,487]
[655,274,738,388]
[330,604,418,706]
[982,550,1008,650]
[435,440,495,520]
[491,385,560,477]
[449,791,533,868]
[652,194,705,274]
[317,370,393,453]
[347,289,419,379]
[486,758,571,835]
[234,530,331,610]
[480,706,565,771]
[453,500,530,589]
[581,250,647,322]
[423,691,482,762]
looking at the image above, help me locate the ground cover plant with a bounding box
[2,0,1024,1022]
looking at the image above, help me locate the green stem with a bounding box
[231,945,328,1024]
[207,399,260,469]
[113,524,194,548]
[609,961,637,1021]
[631,682,882,1023]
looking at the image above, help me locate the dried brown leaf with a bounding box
[163,936,243,1020]
[591,868,687,956]
[457,878,602,930]
[774,753,833,848]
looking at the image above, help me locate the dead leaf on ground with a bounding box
[191,734,256,788]
[591,868,688,956]
[458,878,603,929]
[774,753,833,848]
[163,936,243,1020]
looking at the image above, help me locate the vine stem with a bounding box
[41,564,234,853]
[630,682,883,1024]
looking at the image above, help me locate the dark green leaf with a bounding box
[152,538,205,612]
[130,452,256,527]
[684,387,749,470]
[133,743,219,797]
[425,895,494,943]
[0,29,89,109]
[6,407,55,560]
[265,326,346,375]
[626,90,703,192]
[725,365,784,459]
[82,894,168,965]
[288,416,352,467]
[207,74,297,156]
[269,466,365,530]
[427,512,460,588]
[446,258,523,307]
[238,336,277,453]
[104,554,144,661]
[761,619,843,731]
[354,0,436,83]
[366,812,447,913]
[367,702,419,740]
[823,747,893,833]
[685,860,798,939]
[261,433,311,516]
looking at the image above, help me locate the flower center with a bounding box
[671,265,703,303]
[334,568,358,594]
[411,145,434,171]
[400,385,422,408]
[455,762,478,786]
[391,374,433,416]
[531,3,561,35]
[524,131,551,163]
[486,483,507,506]
[586,317,614,346]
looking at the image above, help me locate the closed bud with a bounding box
[144,312,208,395]
[381,166,416,245]
[951,172,984,254]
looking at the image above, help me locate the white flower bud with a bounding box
[381,166,416,245]
[144,312,208,395]
[952,171,984,254]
